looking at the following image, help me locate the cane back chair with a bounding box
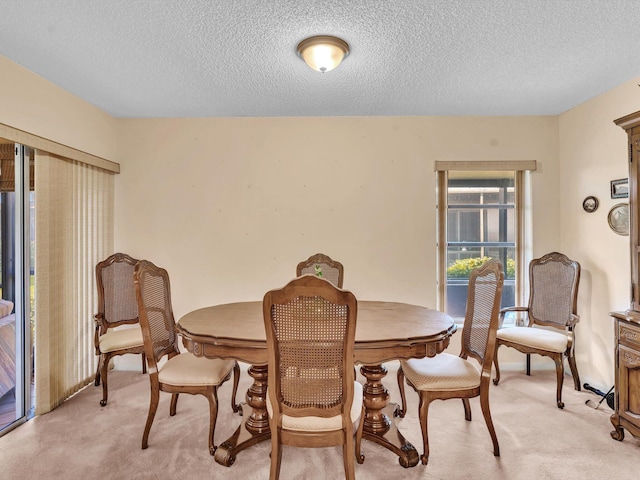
[134,260,240,455]
[296,253,344,288]
[397,259,504,465]
[94,253,146,406]
[493,251,581,409]
[263,275,364,480]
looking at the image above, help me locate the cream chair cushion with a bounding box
[401,354,481,391]
[98,326,143,353]
[159,353,236,387]
[266,381,363,432]
[0,299,14,318]
[496,326,567,353]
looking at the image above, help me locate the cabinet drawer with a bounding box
[620,345,640,369]
[619,321,640,350]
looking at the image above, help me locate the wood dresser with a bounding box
[610,111,640,441]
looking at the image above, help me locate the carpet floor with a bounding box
[0,362,639,479]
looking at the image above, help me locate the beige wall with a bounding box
[2,52,636,389]
[558,78,640,386]
[115,116,558,317]
[0,55,117,159]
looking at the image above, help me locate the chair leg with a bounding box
[479,387,500,457]
[493,345,502,386]
[554,354,565,409]
[206,387,220,456]
[169,393,179,416]
[141,353,147,374]
[462,398,472,421]
[355,405,365,464]
[231,361,241,413]
[396,364,407,418]
[417,393,432,465]
[526,353,531,376]
[269,425,282,480]
[566,350,581,391]
[342,424,356,480]
[94,355,102,386]
[100,353,110,407]
[142,388,160,449]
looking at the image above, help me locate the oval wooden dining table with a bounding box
[177,300,456,468]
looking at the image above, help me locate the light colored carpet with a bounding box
[0,362,638,479]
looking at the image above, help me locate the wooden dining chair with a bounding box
[493,251,581,409]
[94,252,146,406]
[296,253,344,288]
[134,260,240,455]
[397,259,504,465]
[263,275,364,480]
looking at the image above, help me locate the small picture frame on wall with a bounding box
[611,178,629,199]
[582,196,599,213]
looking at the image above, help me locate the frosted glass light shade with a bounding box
[297,36,350,73]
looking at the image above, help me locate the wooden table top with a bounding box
[177,300,456,365]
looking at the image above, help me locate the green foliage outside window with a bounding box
[447,257,515,279]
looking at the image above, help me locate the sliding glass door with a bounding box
[0,141,34,435]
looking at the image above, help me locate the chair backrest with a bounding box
[96,253,139,329]
[296,253,344,289]
[263,275,357,419]
[134,260,179,369]
[527,252,580,329]
[460,259,504,372]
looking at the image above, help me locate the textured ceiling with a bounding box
[1,0,640,118]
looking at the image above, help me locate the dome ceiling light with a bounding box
[296,35,350,73]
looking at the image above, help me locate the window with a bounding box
[436,161,536,322]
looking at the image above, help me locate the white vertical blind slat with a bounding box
[34,151,114,414]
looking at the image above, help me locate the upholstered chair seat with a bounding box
[496,326,567,353]
[158,354,236,387]
[267,381,363,432]
[98,326,144,353]
[401,355,481,391]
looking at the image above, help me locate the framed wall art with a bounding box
[611,178,629,199]
[582,196,599,213]
[608,203,629,236]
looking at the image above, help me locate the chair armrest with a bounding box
[94,313,105,353]
[498,306,529,328]
[567,313,580,328]
[94,312,106,329]
[499,306,528,314]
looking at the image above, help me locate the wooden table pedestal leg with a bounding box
[359,364,419,468]
[214,364,271,466]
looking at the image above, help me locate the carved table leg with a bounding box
[214,364,271,466]
[359,364,419,468]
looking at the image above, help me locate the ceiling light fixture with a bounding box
[297,36,350,73]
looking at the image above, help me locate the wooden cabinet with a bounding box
[609,312,640,440]
[610,111,640,441]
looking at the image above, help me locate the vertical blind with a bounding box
[34,151,114,414]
